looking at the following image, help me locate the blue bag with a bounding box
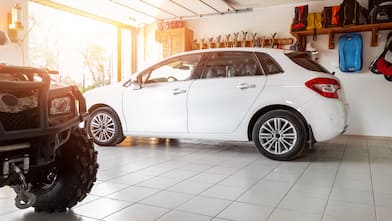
[339,33,363,72]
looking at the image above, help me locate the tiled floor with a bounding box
[1,136,392,221]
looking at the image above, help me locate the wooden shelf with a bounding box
[291,22,392,50]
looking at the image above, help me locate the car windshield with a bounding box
[286,52,330,74]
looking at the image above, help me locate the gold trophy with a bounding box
[233,32,239,47]
[241,31,248,47]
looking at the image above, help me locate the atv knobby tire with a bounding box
[32,128,98,212]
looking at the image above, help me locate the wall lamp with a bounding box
[8,3,24,43]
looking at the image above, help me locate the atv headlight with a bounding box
[50,97,72,115]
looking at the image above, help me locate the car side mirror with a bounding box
[130,79,142,90]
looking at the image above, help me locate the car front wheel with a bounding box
[252,110,307,161]
[88,107,124,146]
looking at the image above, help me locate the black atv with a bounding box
[0,64,98,212]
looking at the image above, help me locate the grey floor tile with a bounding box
[73,197,132,219]
[333,178,373,192]
[322,214,357,221]
[375,192,392,208]
[324,200,376,221]
[211,218,231,221]
[90,182,129,196]
[138,177,183,189]
[74,195,101,208]
[178,196,231,217]
[330,188,374,205]
[189,173,228,184]
[159,169,199,179]
[376,206,392,221]
[201,184,247,201]
[205,166,240,175]
[141,190,194,209]
[278,191,327,214]
[238,188,287,207]
[290,184,331,199]
[108,173,154,185]
[3,136,392,221]
[138,166,172,176]
[103,203,168,221]
[269,208,322,221]
[217,202,273,221]
[168,180,214,194]
[156,210,211,221]
[106,186,159,202]
[218,174,259,188]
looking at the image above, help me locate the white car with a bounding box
[84,48,349,161]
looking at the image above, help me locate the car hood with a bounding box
[84,83,125,108]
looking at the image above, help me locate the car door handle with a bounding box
[173,88,187,95]
[236,83,256,90]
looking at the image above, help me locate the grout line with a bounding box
[152,155,263,221]
[319,139,348,221]
[263,162,312,221]
[367,140,378,221]
[98,146,261,220]
[211,161,282,220]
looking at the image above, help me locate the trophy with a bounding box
[241,31,248,47]
[208,37,215,48]
[200,38,206,50]
[259,36,266,48]
[251,33,258,47]
[224,34,231,48]
[192,39,198,50]
[233,32,239,47]
[216,35,222,48]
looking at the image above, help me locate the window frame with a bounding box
[201,51,264,79]
[255,52,284,76]
[141,53,205,85]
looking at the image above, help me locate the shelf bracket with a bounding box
[371,27,378,47]
[328,32,335,49]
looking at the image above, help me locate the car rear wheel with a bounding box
[88,107,124,146]
[252,110,307,161]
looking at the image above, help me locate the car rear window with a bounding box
[286,52,330,73]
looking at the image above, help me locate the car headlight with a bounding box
[50,97,72,115]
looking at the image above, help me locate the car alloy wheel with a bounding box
[252,109,307,161]
[258,117,297,155]
[90,112,116,143]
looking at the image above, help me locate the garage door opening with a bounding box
[28,2,132,92]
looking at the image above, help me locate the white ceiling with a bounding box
[34,0,324,27]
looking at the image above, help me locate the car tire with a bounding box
[32,128,98,212]
[252,110,307,161]
[88,107,124,146]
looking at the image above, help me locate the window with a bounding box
[255,53,283,75]
[202,52,262,79]
[285,52,330,73]
[144,54,202,84]
[28,2,133,92]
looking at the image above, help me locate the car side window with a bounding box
[255,52,283,75]
[144,54,202,84]
[202,52,262,79]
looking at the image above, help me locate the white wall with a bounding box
[0,0,28,65]
[183,0,391,138]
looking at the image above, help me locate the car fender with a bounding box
[84,84,127,131]
[236,83,317,140]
